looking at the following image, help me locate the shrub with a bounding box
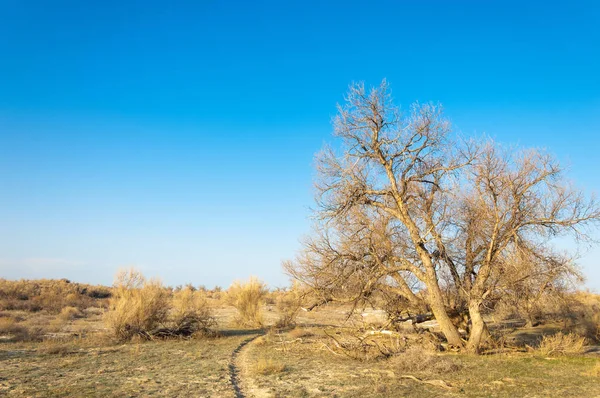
[568,291,600,342]
[0,316,30,341]
[323,329,410,361]
[104,269,216,341]
[274,284,303,328]
[58,306,82,321]
[538,332,587,356]
[104,269,170,341]
[0,278,111,313]
[86,287,111,299]
[226,277,268,327]
[169,287,216,336]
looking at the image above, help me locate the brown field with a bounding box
[1,279,599,397]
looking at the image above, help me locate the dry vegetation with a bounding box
[537,332,587,357]
[226,277,268,328]
[104,269,215,341]
[0,278,110,342]
[0,278,110,314]
[272,282,304,328]
[238,323,600,397]
[1,274,599,397]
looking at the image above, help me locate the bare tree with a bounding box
[285,80,600,352]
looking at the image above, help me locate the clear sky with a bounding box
[1,1,599,290]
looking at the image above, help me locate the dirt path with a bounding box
[229,332,264,398]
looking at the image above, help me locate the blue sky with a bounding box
[0,1,599,289]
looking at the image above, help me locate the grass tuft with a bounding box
[253,357,287,375]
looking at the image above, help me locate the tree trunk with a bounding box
[426,281,464,348]
[466,299,490,353]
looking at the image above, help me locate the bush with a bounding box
[86,287,111,299]
[104,269,171,341]
[274,284,303,328]
[0,316,30,341]
[104,269,216,341]
[538,332,587,356]
[0,278,111,313]
[58,306,82,321]
[226,277,268,327]
[568,292,600,342]
[169,287,216,336]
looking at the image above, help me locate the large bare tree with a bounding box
[285,81,600,352]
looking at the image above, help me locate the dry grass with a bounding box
[537,332,587,356]
[2,279,600,397]
[584,362,600,377]
[226,277,268,327]
[253,357,287,375]
[238,324,600,398]
[389,345,461,374]
[39,340,77,356]
[0,334,248,397]
[287,327,314,339]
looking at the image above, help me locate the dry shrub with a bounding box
[58,306,82,321]
[48,316,68,333]
[538,332,587,356]
[0,316,31,341]
[206,286,223,301]
[226,277,268,327]
[105,269,216,341]
[0,315,49,342]
[323,329,408,361]
[253,358,287,375]
[390,345,461,374]
[567,291,600,342]
[169,287,216,337]
[104,269,170,341]
[274,283,303,328]
[0,278,111,313]
[87,287,111,299]
[491,289,600,342]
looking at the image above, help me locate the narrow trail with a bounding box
[229,332,264,398]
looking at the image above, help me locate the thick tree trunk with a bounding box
[466,299,490,353]
[426,281,464,348]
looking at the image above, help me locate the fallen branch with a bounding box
[361,330,404,338]
[399,375,453,390]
